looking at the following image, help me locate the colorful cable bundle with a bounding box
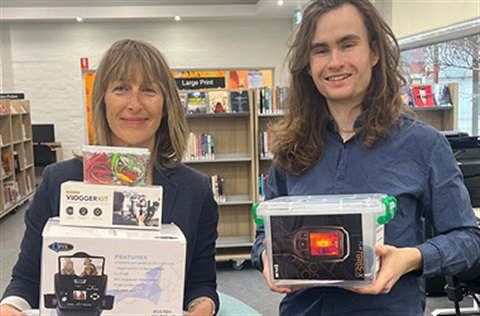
[82,146,150,186]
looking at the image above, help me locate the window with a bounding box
[399,20,479,135]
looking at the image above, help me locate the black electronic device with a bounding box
[43,252,114,316]
[32,123,55,143]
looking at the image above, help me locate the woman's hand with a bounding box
[344,244,423,295]
[185,297,215,316]
[0,304,28,316]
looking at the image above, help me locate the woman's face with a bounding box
[104,72,165,151]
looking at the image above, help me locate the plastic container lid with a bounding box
[255,194,397,225]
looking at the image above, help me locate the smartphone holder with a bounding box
[44,252,114,316]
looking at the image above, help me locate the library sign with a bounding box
[176,77,226,90]
[172,70,226,90]
[171,69,273,91]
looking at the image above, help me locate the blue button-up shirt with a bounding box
[251,114,480,316]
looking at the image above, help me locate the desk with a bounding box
[33,142,62,167]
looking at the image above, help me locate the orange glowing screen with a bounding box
[309,232,340,256]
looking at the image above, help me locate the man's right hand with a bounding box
[261,249,308,294]
[0,304,28,316]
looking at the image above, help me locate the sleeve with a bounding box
[251,163,288,272]
[416,134,480,277]
[1,165,57,308]
[182,177,219,314]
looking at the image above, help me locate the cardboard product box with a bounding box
[40,218,186,316]
[256,194,397,287]
[60,181,162,230]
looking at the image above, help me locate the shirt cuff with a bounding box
[416,242,441,277]
[0,296,32,312]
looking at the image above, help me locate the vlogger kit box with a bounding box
[256,194,397,287]
[40,218,186,316]
[60,181,162,230]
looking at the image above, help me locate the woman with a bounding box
[0,39,219,315]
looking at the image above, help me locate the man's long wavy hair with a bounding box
[272,0,412,176]
[91,39,188,170]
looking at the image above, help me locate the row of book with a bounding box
[259,131,274,159]
[180,90,250,115]
[254,86,288,115]
[401,84,452,108]
[3,180,20,207]
[2,152,13,177]
[185,132,215,160]
[258,173,269,202]
[211,174,226,203]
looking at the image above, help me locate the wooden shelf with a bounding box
[183,89,256,262]
[0,99,36,218]
[411,83,458,131]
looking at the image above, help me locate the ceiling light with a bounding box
[277,0,284,6]
[174,15,181,21]
[76,16,83,22]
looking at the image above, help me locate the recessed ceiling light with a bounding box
[277,0,284,6]
[76,16,83,22]
[174,15,181,21]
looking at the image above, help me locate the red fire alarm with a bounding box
[80,58,89,70]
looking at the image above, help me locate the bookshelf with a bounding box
[0,99,36,218]
[183,92,256,266]
[409,82,458,131]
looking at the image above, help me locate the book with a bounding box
[179,92,187,113]
[431,84,452,106]
[412,85,435,107]
[209,90,229,113]
[186,91,208,114]
[2,152,13,174]
[230,90,250,113]
[400,87,415,107]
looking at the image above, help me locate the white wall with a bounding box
[1,19,293,160]
[392,1,479,39]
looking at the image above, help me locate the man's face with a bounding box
[308,3,379,110]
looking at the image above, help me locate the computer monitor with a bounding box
[32,124,55,143]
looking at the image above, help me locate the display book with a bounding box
[401,83,453,108]
[255,194,397,286]
[0,98,35,218]
[41,145,186,316]
[180,89,250,115]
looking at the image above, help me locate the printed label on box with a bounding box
[270,214,373,282]
[60,181,162,230]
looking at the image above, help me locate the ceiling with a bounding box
[0,0,309,22]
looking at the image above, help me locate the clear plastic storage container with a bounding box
[82,145,150,186]
[256,194,397,287]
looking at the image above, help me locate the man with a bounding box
[251,1,480,315]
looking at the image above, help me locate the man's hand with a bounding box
[261,249,309,294]
[344,244,423,295]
